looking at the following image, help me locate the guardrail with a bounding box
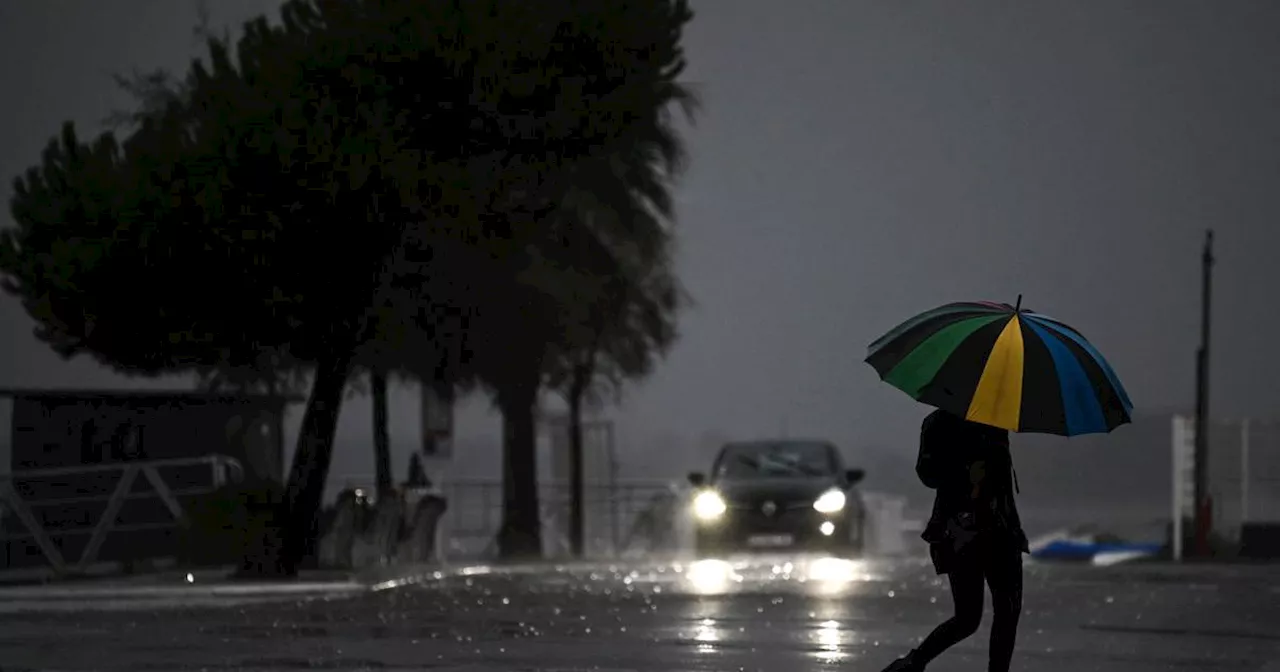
[0,455,245,576]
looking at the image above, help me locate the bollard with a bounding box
[398,491,449,565]
[371,494,404,566]
[317,490,360,569]
[352,494,403,568]
[319,487,449,570]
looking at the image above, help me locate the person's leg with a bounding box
[910,561,985,665]
[984,543,1024,672]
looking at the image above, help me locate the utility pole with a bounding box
[1193,229,1214,558]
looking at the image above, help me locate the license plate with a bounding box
[747,534,794,548]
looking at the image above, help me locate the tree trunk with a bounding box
[371,370,393,497]
[243,347,354,578]
[496,374,543,559]
[567,371,588,558]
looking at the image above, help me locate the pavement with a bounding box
[0,555,1278,671]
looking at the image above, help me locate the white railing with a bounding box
[1171,415,1280,559]
[0,455,245,575]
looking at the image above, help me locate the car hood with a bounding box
[713,477,842,502]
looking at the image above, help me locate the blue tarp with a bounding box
[1031,540,1163,561]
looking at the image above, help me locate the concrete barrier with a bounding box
[318,487,448,570]
[397,491,449,565]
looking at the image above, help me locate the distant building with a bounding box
[0,388,300,572]
[2,388,297,480]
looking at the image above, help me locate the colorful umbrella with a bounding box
[866,297,1132,436]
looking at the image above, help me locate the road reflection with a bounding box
[670,554,879,663]
[693,617,721,654]
[684,558,740,594]
[806,599,861,664]
[813,618,844,663]
[682,554,875,596]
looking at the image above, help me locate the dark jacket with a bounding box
[917,409,1029,572]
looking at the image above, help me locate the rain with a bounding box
[2,1,1280,671]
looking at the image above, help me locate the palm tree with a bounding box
[544,77,697,557]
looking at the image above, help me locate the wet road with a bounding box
[2,555,1279,671]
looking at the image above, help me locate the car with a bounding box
[687,439,866,556]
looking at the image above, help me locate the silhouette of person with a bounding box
[882,409,1029,672]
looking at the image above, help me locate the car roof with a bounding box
[721,438,836,449]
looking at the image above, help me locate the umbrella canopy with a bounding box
[866,298,1133,436]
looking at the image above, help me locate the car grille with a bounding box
[727,497,814,526]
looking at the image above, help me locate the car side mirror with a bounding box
[687,472,706,487]
[845,468,865,486]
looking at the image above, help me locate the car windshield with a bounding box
[714,441,836,479]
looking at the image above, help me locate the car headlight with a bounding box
[813,488,847,513]
[692,490,727,521]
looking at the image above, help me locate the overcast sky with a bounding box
[2,1,1278,483]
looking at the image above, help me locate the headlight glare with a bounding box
[693,490,727,520]
[813,488,847,513]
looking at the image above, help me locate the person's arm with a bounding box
[968,460,986,499]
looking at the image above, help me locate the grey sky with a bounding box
[1,1,1278,485]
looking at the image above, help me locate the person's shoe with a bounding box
[880,650,924,672]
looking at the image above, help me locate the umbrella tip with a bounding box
[1014,294,1022,312]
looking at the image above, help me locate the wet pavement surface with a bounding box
[1,555,1278,671]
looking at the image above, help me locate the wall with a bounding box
[8,396,283,482]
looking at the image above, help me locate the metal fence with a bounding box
[0,455,245,575]
[437,479,680,560]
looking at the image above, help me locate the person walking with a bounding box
[882,408,1030,672]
